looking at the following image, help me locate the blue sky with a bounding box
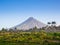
[0,0,60,29]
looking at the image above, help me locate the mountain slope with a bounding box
[12,17,46,30]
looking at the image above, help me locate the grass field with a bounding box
[0,31,60,45]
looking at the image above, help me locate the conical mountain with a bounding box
[12,17,46,30]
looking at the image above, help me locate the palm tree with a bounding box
[51,21,56,31]
[52,21,56,26]
[47,22,51,26]
[45,22,51,31]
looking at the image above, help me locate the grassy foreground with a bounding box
[0,31,60,45]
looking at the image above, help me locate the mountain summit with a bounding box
[12,17,46,30]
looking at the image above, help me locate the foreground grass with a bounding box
[0,31,60,45]
[0,41,60,45]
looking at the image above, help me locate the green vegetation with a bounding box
[0,30,60,45]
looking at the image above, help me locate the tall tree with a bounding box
[1,28,7,32]
[47,22,51,26]
[52,21,56,26]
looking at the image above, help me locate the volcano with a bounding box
[12,17,46,30]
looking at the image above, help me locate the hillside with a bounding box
[12,17,46,30]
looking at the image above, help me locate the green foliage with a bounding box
[0,30,60,45]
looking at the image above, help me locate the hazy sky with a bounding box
[0,0,60,29]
